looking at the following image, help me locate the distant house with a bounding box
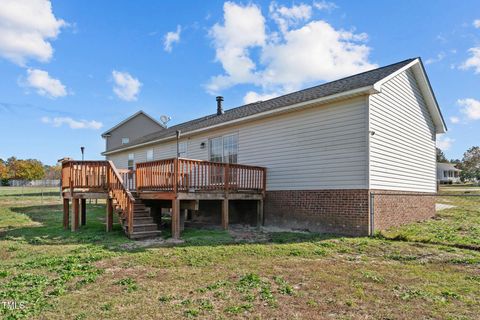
[62,58,447,239]
[101,111,165,152]
[437,162,461,184]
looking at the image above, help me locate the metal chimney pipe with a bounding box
[216,96,224,115]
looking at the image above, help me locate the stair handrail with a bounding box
[107,161,135,236]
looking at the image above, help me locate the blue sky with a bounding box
[0,0,479,165]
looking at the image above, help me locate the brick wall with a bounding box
[264,190,370,236]
[264,189,436,236]
[371,190,436,231]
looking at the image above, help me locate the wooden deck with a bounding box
[61,158,266,239]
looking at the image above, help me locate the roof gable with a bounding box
[101,111,165,137]
[373,58,447,134]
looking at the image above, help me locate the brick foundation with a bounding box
[264,189,436,236]
[264,190,370,236]
[371,190,436,231]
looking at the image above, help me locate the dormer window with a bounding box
[122,137,129,145]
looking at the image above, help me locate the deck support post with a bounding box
[81,199,86,226]
[172,199,181,239]
[63,198,69,230]
[222,198,229,230]
[72,198,79,232]
[106,198,113,232]
[257,199,264,227]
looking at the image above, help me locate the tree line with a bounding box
[0,157,61,184]
[436,146,480,182]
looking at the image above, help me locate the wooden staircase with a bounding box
[114,193,161,239]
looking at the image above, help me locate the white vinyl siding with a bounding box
[107,153,128,169]
[369,69,436,192]
[106,97,369,191]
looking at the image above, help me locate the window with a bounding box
[209,134,238,163]
[178,141,187,158]
[146,149,154,161]
[128,153,134,170]
[444,171,448,178]
[209,134,238,184]
[122,137,129,145]
[222,134,238,164]
[209,137,223,163]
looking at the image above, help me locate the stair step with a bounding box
[129,230,162,240]
[134,212,151,218]
[134,217,155,224]
[133,224,159,232]
[111,193,161,239]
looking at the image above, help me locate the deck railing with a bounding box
[136,158,266,193]
[61,160,135,235]
[61,161,108,190]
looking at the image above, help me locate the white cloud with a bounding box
[0,0,66,65]
[473,19,480,28]
[207,2,266,93]
[260,21,375,92]
[425,52,445,65]
[163,25,181,52]
[41,116,103,130]
[458,98,480,120]
[313,1,337,11]
[243,91,280,104]
[460,47,480,73]
[207,2,376,96]
[436,136,454,151]
[112,70,142,101]
[450,116,460,124]
[270,2,312,34]
[24,68,67,98]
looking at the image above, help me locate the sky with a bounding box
[0,0,479,165]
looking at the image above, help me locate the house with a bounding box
[101,111,166,152]
[61,57,447,239]
[437,162,461,184]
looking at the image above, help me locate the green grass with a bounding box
[0,187,479,319]
[380,194,480,250]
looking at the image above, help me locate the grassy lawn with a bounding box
[380,192,480,250]
[1,187,479,319]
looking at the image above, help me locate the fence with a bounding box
[370,191,480,235]
[8,179,60,187]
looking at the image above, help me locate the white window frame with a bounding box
[122,137,130,145]
[208,133,238,185]
[146,149,154,161]
[127,153,134,170]
[208,133,238,164]
[178,141,188,158]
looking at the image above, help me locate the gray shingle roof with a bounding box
[104,58,415,154]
